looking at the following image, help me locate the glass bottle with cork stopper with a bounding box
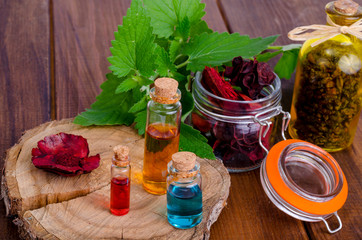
[288,0,362,152]
[143,78,182,195]
[110,145,131,216]
[167,151,203,229]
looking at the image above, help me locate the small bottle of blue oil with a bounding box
[167,152,202,229]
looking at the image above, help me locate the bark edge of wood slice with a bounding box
[1,119,231,240]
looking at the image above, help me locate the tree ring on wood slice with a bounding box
[1,119,231,239]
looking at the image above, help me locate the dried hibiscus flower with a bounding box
[202,66,239,100]
[224,57,276,99]
[31,132,100,176]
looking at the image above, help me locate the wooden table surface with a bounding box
[1,0,361,239]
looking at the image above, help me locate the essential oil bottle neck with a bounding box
[325,1,362,26]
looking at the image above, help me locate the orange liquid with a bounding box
[143,123,179,195]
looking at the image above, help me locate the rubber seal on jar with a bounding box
[265,139,348,216]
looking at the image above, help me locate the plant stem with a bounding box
[267,46,282,50]
[176,58,189,69]
[149,73,159,81]
[174,54,184,62]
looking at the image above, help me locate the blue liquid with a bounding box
[167,184,202,229]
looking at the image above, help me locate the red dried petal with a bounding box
[212,140,221,150]
[81,154,101,173]
[191,112,211,133]
[224,58,275,100]
[31,148,42,157]
[31,132,100,177]
[237,92,253,101]
[202,66,239,100]
[59,132,89,158]
[37,134,65,155]
[257,62,275,85]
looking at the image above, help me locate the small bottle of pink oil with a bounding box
[110,145,131,216]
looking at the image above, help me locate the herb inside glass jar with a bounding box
[291,41,362,150]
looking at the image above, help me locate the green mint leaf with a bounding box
[184,32,250,72]
[116,77,138,93]
[181,90,194,122]
[134,110,148,135]
[175,17,190,39]
[138,76,154,86]
[232,85,242,91]
[116,75,153,94]
[169,40,182,62]
[108,0,157,78]
[179,123,216,159]
[156,47,177,77]
[177,78,194,121]
[155,37,170,50]
[256,50,282,62]
[171,71,187,82]
[74,73,134,126]
[132,85,145,103]
[129,95,148,113]
[274,48,300,79]
[143,0,176,38]
[243,35,279,57]
[144,0,205,39]
[190,20,212,37]
[183,32,278,72]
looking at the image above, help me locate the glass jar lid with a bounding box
[257,110,348,233]
[265,139,348,215]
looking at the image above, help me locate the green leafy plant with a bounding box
[74,0,300,159]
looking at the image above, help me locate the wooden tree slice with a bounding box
[1,119,230,239]
[1,119,143,216]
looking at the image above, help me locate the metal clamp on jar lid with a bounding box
[256,107,348,234]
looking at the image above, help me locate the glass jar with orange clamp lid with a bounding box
[255,106,348,234]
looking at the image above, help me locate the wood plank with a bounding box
[306,128,362,239]
[209,173,309,240]
[0,0,51,239]
[219,0,327,45]
[202,0,228,33]
[53,0,131,119]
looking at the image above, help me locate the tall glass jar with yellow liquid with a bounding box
[289,0,362,152]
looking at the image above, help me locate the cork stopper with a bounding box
[172,152,196,172]
[334,0,359,15]
[113,145,130,167]
[155,78,178,98]
[151,78,180,104]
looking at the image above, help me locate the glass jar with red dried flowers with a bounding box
[192,57,281,172]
